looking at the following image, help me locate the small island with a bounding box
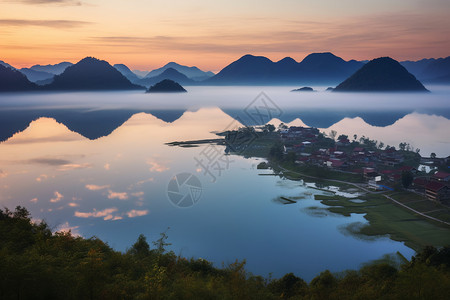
[146,79,187,93]
[291,86,314,92]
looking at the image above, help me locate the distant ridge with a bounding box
[46,57,145,91]
[0,65,37,91]
[205,52,364,85]
[30,62,72,75]
[334,57,428,92]
[145,62,214,80]
[401,57,450,84]
[138,68,195,87]
[18,68,54,83]
[114,64,141,84]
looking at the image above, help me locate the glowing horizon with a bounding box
[1,0,449,72]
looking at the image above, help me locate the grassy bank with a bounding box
[314,193,450,251]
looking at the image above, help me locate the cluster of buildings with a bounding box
[413,172,450,203]
[279,125,450,204]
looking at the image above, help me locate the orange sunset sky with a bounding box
[1,0,450,72]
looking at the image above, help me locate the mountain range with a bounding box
[205,52,364,85]
[1,52,450,91]
[137,68,196,87]
[144,62,214,81]
[400,57,450,83]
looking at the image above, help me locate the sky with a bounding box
[1,0,449,72]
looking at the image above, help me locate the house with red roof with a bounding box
[425,181,450,203]
[432,171,450,182]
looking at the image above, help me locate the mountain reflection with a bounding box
[1,107,449,143]
[0,109,187,141]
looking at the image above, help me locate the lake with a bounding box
[0,86,449,280]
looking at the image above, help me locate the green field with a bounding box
[314,193,450,251]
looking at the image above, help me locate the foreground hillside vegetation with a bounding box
[1,206,449,300]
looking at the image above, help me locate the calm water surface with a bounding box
[1,86,449,280]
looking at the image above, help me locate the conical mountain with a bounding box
[47,57,144,90]
[334,57,428,92]
[147,79,187,93]
[0,65,37,92]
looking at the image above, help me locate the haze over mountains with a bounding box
[116,62,215,87]
[145,62,214,81]
[1,52,449,92]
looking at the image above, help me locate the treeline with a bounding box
[1,206,449,300]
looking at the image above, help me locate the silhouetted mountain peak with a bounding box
[47,57,144,90]
[237,54,273,64]
[113,63,141,83]
[334,57,428,92]
[300,52,345,66]
[0,64,37,91]
[0,60,16,70]
[276,57,297,65]
[160,67,189,77]
[147,79,187,93]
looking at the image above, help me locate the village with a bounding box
[277,125,450,205]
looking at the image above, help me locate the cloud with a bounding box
[104,215,123,221]
[0,170,8,178]
[146,159,169,173]
[15,0,83,6]
[104,163,110,170]
[74,207,118,220]
[30,197,38,203]
[135,177,154,185]
[27,158,71,166]
[90,12,450,61]
[107,190,129,200]
[85,184,110,191]
[36,174,49,182]
[0,19,91,28]
[58,163,92,171]
[126,209,149,218]
[50,191,63,203]
[55,221,81,237]
[132,192,144,197]
[68,202,79,207]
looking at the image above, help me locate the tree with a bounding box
[337,134,348,141]
[401,171,414,188]
[153,229,171,255]
[353,134,357,141]
[129,234,150,257]
[378,142,384,150]
[329,130,337,140]
[264,124,275,132]
[430,153,436,159]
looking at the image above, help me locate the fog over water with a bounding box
[0,86,448,280]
